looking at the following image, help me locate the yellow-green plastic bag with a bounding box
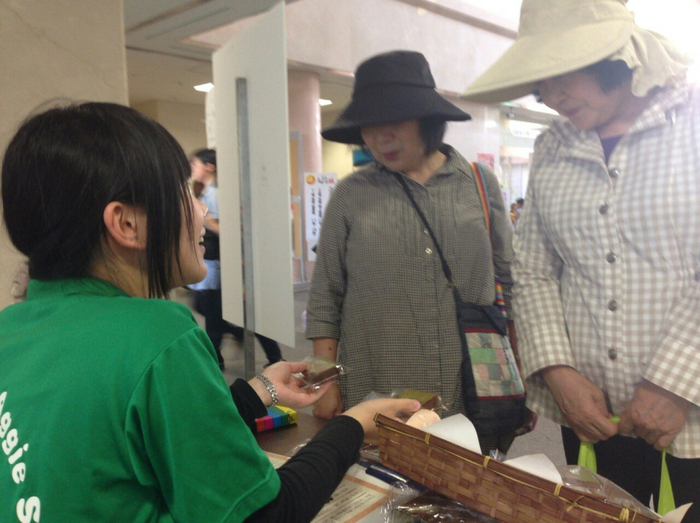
[577,416,675,515]
[657,451,676,515]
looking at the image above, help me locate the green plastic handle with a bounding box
[577,416,675,515]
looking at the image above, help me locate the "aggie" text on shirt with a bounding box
[0,391,40,522]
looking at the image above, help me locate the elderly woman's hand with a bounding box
[542,365,618,443]
[249,361,334,409]
[618,380,691,450]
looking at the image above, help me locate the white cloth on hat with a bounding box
[608,25,692,97]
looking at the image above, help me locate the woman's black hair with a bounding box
[359,118,447,163]
[1,102,194,298]
[418,118,447,155]
[192,148,217,169]
[584,60,634,93]
[533,59,635,100]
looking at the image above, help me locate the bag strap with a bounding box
[394,163,505,315]
[471,162,508,318]
[471,162,492,234]
[392,173,464,304]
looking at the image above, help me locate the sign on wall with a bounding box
[477,152,495,171]
[304,172,337,261]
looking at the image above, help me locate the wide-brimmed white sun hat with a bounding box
[462,0,691,104]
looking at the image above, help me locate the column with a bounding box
[287,69,322,282]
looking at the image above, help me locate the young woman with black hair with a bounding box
[0,102,418,523]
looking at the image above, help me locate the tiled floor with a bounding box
[173,286,566,465]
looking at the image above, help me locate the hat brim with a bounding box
[322,84,471,145]
[462,20,635,104]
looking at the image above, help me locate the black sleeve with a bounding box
[230,378,267,430]
[245,415,364,522]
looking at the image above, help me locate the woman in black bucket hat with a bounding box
[321,50,471,144]
[306,50,521,454]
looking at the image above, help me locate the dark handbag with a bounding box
[394,164,526,437]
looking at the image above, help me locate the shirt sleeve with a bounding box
[305,179,351,340]
[643,100,700,407]
[125,328,280,522]
[482,165,515,317]
[246,416,364,522]
[230,378,268,430]
[512,140,577,381]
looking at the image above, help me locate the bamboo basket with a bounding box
[375,414,659,523]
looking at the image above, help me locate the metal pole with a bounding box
[236,78,256,380]
[291,131,307,285]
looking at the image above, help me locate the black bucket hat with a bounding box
[321,50,471,145]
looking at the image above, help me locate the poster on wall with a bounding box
[477,153,495,171]
[305,173,338,261]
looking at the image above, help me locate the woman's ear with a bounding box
[102,202,147,251]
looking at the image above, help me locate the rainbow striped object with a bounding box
[254,405,298,433]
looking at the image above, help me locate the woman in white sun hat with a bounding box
[464,0,699,516]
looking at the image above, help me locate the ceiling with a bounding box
[124,0,352,111]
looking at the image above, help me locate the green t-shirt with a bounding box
[0,278,280,522]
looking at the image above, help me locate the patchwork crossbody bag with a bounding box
[394,163,526,436]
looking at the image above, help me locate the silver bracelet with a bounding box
[255,374,279,407]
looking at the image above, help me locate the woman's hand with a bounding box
[312,383,343,420]
[250,361,333,409]
[342,398,421,445]
[618,380,690,450]
[542,365,618,443]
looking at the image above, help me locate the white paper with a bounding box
[423,414,482,454]
[661,503,692,523]
[505,453,562,485]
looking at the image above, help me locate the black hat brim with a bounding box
[322,84,471,145]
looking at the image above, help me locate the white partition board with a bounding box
[212,1,295,346]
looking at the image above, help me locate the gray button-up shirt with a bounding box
[306,146,514,415]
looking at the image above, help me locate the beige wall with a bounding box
[133,100,207,157]
[0,0,128,311]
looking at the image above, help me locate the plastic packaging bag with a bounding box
[394,389,447,413]
[380,482,421,523]
[558,464,659,519]
[360,389,448,414]
[291,356,347,389]
[388,490,498,522]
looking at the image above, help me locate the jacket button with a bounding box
[605,252,617,264]
[608,299,618,311]
[425,247,432,254]
[608,348,618,360]
[609,168,620,179]
[599,203,609,215]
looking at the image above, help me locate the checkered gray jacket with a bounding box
[514,82,700,458]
